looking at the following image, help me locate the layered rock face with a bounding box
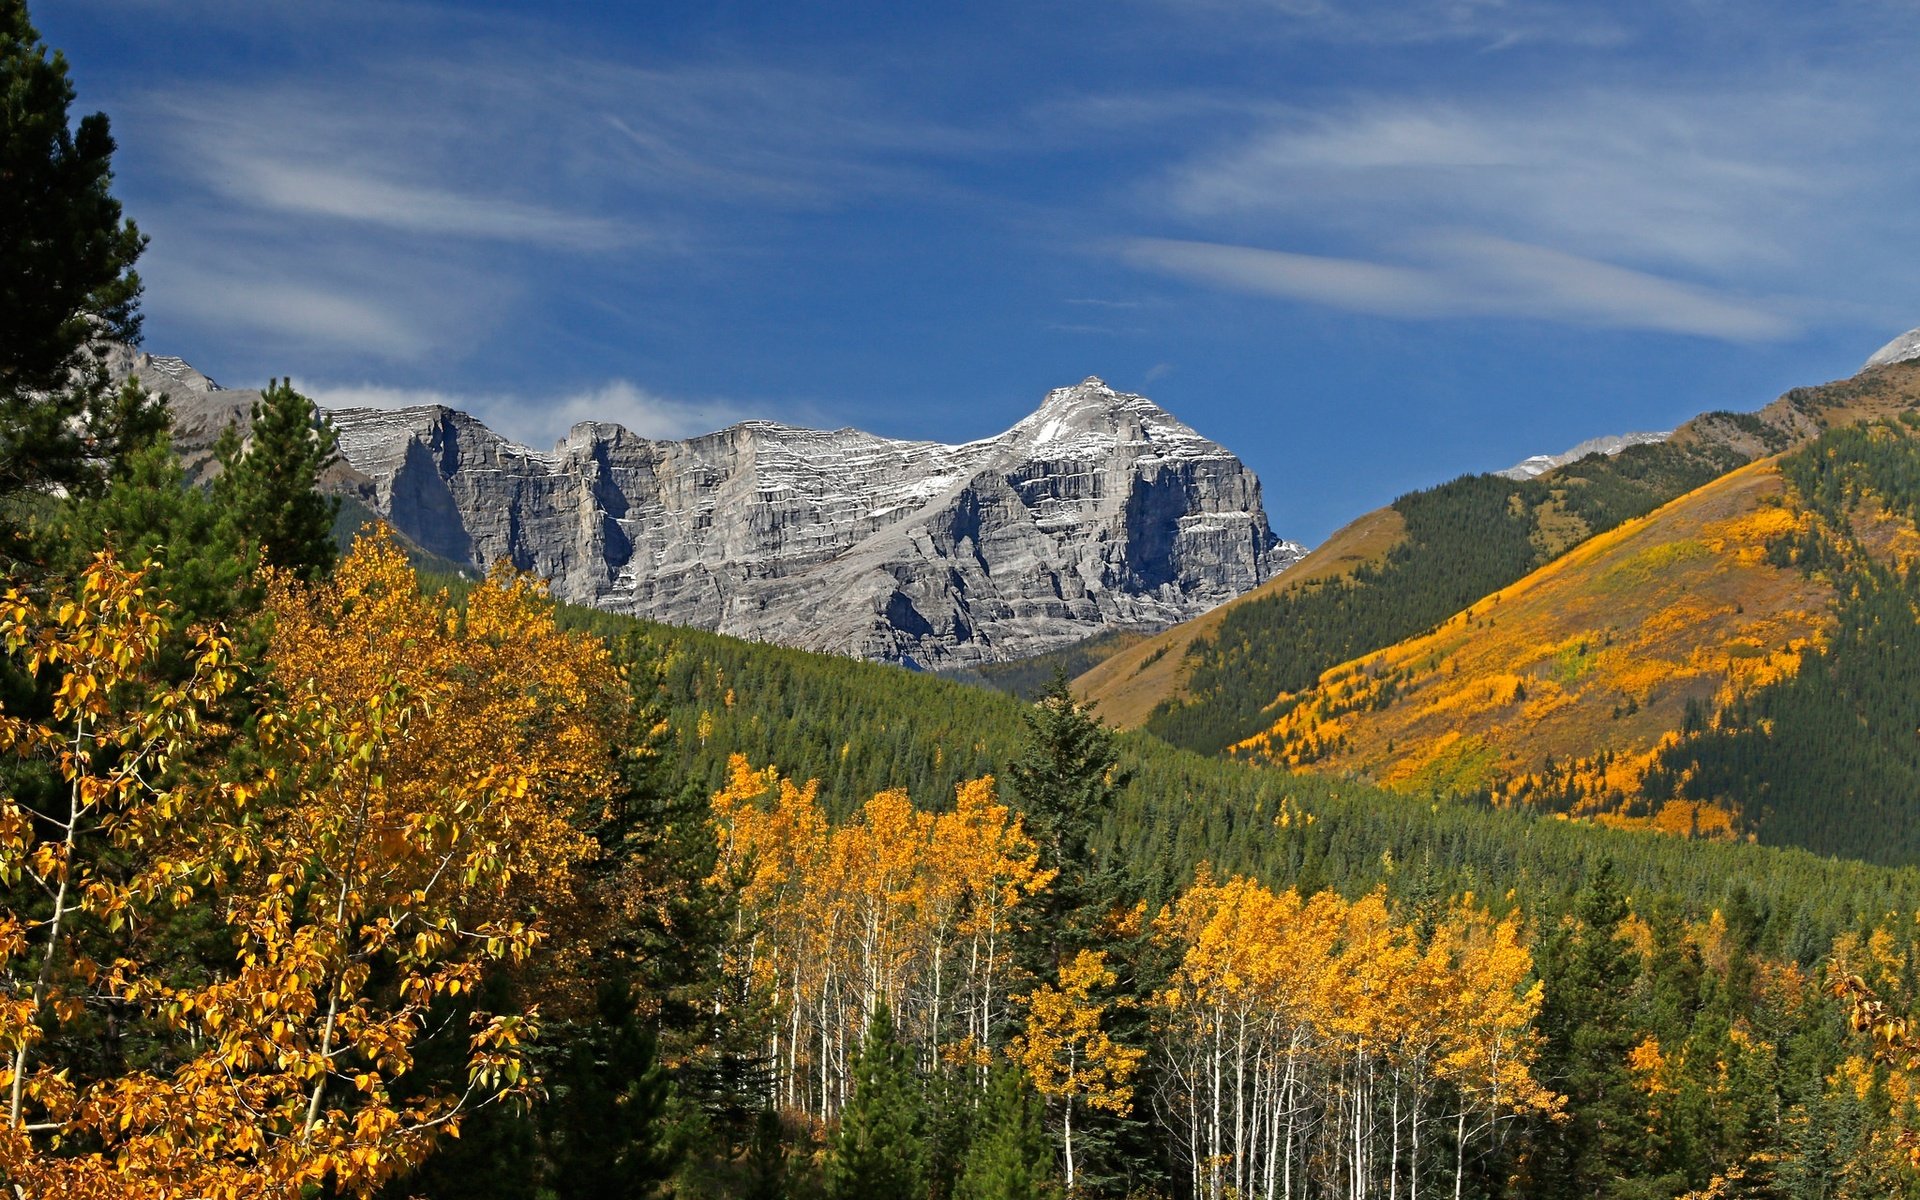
[330,377,1300,665]
[117,353,1301,666]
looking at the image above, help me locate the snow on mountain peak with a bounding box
[1865,327,1920,370]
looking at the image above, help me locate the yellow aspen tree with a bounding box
[1434,902,1560,1200]
[219,530,620,1195]
[837,789,930,1024]
[1012,948,1143,1192]
[936,777,1050,1070]
[0,553,240,1198]
[0,531,624,1197]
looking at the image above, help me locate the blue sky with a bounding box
[34,0,1920,542]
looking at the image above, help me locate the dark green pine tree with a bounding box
[64,428,249,624]
[741,1105,789,1200]
[955,1066,1055,1200]
[1006,670,1163,1198]
[826,1005,927,1200]
[1008,668,1128,969]
[210,378,341,579]
[926,1065,980,1200]
[1531,860,1653,1200]
[543,979,677,1200]
[1,0,149,512]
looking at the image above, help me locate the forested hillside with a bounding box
[546,591,1920,931]
[527,584,1920,1200]
[1111,361,1920,757]
[1640,415,1920,863]
[1230,410,1920,867]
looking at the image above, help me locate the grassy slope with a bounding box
[1074,506,1406,727]
[1233,458,1835,835]
[1092,360,1920,754]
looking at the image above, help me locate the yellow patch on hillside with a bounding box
[1232,459,1838,834]
[1072,506,1407,728]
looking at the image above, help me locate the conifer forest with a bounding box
[10,2,1920,1198]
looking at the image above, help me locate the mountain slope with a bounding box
[1070,504,1406,729]
[1233,409,1920,865]
[516,562,1920,938]
[1232,460,1829,826]
[1085,357,1920,753]
[113,352,1304,668]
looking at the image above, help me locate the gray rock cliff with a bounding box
[118,355,1303,666]
[1866,327,1920,370]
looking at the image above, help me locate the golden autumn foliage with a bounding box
[704,755,1567,1197]
[1152,874,1558,1200]
[1011,948,1142,1191]
[1231,460,1833,836]
[710,757,1051,1118]
[0,532,625,1198]
[0,553,243,1197]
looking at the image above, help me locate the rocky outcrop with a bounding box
[118,353,1301,666]
[1866,327,1920,370]
[96,345,258,473]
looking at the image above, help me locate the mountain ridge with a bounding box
[1078,355,1920,748]
[112,353,1304,667]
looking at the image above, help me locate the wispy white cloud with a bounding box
[1148,0,1634,48]
[120,44,975,367]
[1162,91,1854,271]
[155,268,435,360]
[1123,235,1793,340]
[304,380,750,448]
[214,159,633,249]
[1118,77,1920,337]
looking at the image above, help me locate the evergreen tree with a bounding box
[1532,861,1652,1200]
[210,379,340,579]
[826,1006,928,1200]
[63,428,247,623]
[1,0,148,507]
[742,1105,789,1200]
[1008,671,1163,1197]
[1008,669,1127,967]
[956,1066,1055,1200]
[544,980,677,1200]
[927,1066,980,1200]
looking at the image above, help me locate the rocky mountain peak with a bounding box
[117,354,1302,667]
[1866,327,1920,370]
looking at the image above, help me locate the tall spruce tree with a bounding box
[1008,669,1127,969]
[1007,670,1163,1197]
[1532,860,1650,1200]
[742,1106,789,1200]
[63,428,248,624]
[543,980,676,1200]
[210,379,341,579]
[956,1066,1055,1200]
[1,0,148,506]
[826,1006,927,1200]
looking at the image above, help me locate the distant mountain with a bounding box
[1494,430,1671,480]
[1865,325,1920,369]
[114,353,1302,666]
